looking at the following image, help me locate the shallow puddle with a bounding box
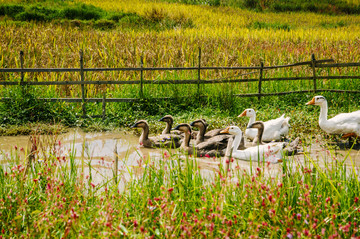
[0,129,219,189]
[0,130,359,187]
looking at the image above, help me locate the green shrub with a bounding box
[0,2,193,31]
[0,86,76,125]
[244,0,259,9]
[61,3,103,20]
[107,12,128,21]
[271,2,302,12]
[15,10,47,22]
[118,13,146,25]
[338,4,360,14]
[0,4,25,17]
[108,12,140,22]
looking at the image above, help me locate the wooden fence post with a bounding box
[258,62,264,101]
[20,51,24,83]
[80,50,86,118]
[113,140,118,185]
[197,47,201,99]
[140,56,144,98]
[102,93,106,119]
[311,53,317,93]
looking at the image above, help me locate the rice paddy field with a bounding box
[0,0,360,129]
[0,0,360,237]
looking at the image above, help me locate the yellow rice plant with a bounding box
[0,0,360,97]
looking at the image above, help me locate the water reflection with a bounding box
[0,130,358,187]
[0,129,219,189]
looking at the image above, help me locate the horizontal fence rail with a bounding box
[0,49,359,118]
[1,75,360,86]
[0,59,338,73]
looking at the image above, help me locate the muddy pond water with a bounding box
[0,129,220,188]
[0,129,359,188]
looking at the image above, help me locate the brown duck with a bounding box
[173,123,225,157]
[131,120,181,148]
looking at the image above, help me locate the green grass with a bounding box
[0,133,359,237]
[0,79,359,138]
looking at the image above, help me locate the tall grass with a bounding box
[0,0,360,131]
[0,133,359,237]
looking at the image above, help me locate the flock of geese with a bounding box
[130,96,360,163]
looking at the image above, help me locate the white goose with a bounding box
[220,126,287,163]
[238,108,290,142]
[306,95,360,137]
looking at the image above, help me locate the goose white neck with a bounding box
[231,130,248,160]
[318,101,328,124]
[232,130,243,154]
[247,113,256,127]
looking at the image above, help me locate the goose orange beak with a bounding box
[238,110,247,117]
[306,97,315,105]
[220,127,230,134]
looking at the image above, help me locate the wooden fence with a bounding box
[1,49,360,118]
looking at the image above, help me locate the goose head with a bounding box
[130,120,149,129]
[238,108,256,118]
[306,95,327,106]
[220,126,242,136]
[158,115,174,124]
[173,123,192,135]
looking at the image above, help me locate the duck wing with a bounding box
[201,135,232,150]
[262,115,291,141]
[264,114,285,126]
[196,140,223,151]
[150,134,182,148]
[205,128,227,137]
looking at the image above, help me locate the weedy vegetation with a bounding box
[0,134,359,237]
